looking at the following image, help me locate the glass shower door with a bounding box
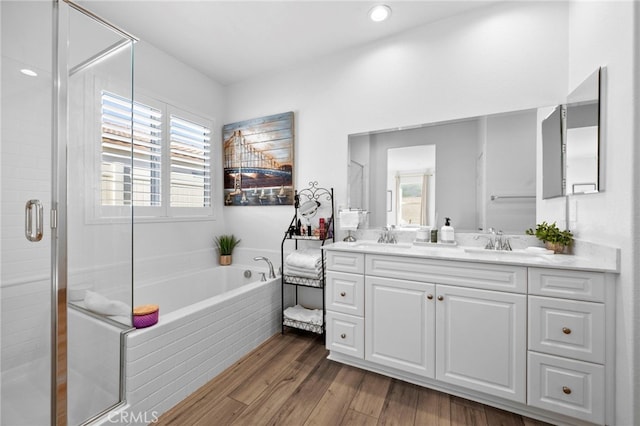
[1,1,55,424]
[66,3,135,424]
[2,1,135,424]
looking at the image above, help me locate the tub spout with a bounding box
[253,256,276,279]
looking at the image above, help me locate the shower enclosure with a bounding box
[1,1,135,424]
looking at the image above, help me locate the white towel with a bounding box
[84,291,131,317]
[339,210,360,230]
[285,249,322,269]
[283,265,322,279]
[283,304,323,325]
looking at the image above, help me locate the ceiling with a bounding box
[80,1,497,86]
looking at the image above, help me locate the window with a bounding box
[100,90,213,218]
[101,91,162,207]
[169,115,211,208]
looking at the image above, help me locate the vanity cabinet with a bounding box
[365,276,435,378]
[324,247,615,426]
[435,284,526,402]
[527,268,608,424]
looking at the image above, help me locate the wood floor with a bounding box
[157,330,551,426]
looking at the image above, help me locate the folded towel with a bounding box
[283,304,323,325]
[285,249,322,269]
[84,291,131,317]
[339,210,360,230]
[283,265,322,279]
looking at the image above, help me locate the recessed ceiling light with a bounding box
[369,4,392,22]
[20,68,38,77]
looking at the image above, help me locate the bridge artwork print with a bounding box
[222,111,294,206]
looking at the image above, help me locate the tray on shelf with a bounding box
[283,317,324,334]
[283,274,323,288]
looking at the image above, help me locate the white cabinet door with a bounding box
[435,285,526,403]
[365,276,435,378]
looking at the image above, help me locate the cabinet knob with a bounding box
[427,294,433,300]
[340,333,346,339]
[562,386,572,395]
[562,327,572,335]
[437,295,444,301]
[340,291,346,297]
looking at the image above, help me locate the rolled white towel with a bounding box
[84,291,131,317]
[283,304,322,325]
[285,249,322,269]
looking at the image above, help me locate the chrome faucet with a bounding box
[253,256,276,279]
[474,228,511,251]
[377,227,397,244]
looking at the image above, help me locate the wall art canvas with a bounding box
[222,111,294,206]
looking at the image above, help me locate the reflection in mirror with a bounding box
[542,106,563,199]
[387,145,435,227]
[565,67,601,195]
[348,109,538,233]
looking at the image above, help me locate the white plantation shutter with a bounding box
[169,115,211,207]
[101,91,162,207]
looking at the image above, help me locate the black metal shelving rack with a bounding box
[280,182,334,334]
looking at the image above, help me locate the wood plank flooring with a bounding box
[157,331,552,426]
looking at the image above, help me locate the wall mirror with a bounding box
[542,67,602,199]
[565,67,601,195]
[348,108,541,234]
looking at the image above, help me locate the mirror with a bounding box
[542,67,602,199]
[565,67,601,195]
[348,108,538,233]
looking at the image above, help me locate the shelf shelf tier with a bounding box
[283,275,323,288]
[283,318,324,334]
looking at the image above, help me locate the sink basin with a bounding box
[463,247,555,257]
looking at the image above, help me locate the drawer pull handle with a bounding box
[340,333,346,339]
[562,327,572,335]
[427,294,433,300]
[562,386,572,395]
[437,295,444,301]
[340,292,346,297]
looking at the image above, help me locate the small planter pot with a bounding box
[219,254,232,266]
[545,241,567,254]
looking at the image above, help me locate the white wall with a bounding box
[224,1,569,255]
[563,2,637,424]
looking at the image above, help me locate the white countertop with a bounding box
[323,241,620,273]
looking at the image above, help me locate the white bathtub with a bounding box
[116,265,281,424]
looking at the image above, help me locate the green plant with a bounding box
[214,234,241,255]
[526,222,573,246]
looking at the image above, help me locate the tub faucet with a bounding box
[253,256,276,279]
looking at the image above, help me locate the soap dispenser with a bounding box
[440,217,455,244]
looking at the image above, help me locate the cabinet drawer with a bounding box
[325,250,364,274]
[326,271,364,316]
[366,254,527,293]
[529,296,605,364]
[529,268,605,302]
[326,311,364,359]
[528,352,604,424]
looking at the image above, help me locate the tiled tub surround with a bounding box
[323,241,618,426]
[117,266,281,424]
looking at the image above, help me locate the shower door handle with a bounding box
[25,199,44,242]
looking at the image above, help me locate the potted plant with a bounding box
[526,221,573,254]
[214,234,241,265]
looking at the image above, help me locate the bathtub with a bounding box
[116,265,281,424]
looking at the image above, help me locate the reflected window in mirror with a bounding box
[387,145,435,228]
